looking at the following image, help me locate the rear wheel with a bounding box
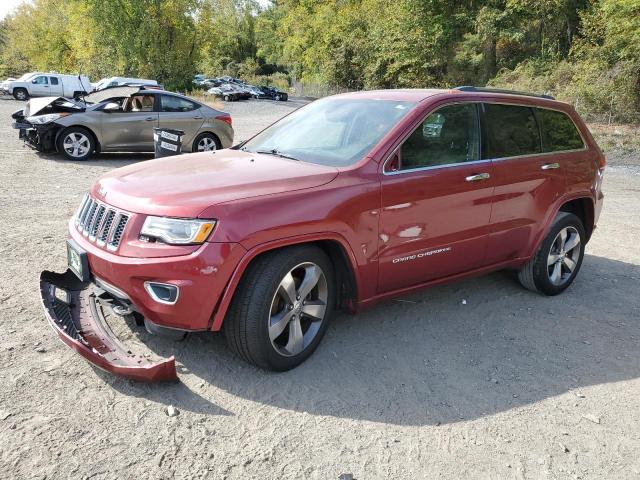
[224,245,335,371]
[57,127,95,161]
[518,212,585,295]
[192,132,219,152]
[223,94,230,102]
[13,88,28,101]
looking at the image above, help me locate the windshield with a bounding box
[242,97,415,167]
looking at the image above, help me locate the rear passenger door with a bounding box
[482,103,569,264]
[158,95,205,149]
[378,103,495,293]
[48,76,63,96]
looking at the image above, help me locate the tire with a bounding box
[224,245,336,371]
[223,95,230,102]
[274,94,281,101]
[56,127,95,161]
[13,88,28,101]
[518,212,586,295]
[192,132,220,152]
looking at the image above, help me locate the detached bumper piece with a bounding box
[40,270,177,382]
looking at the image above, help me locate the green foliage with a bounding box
[0,0,638,121]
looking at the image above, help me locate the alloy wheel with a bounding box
[197,136,216,152]
[268,262,328,357]
[15,90,26,100]
[63,132,91,158]
[547,226,581,286]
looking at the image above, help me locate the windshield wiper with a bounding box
[253,148,300,161]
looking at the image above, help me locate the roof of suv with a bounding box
[336,88,562,105]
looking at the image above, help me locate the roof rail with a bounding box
[454,86,555,100]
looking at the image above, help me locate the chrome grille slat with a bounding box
[108,214,129,250]
[97,210,115,245]
[89,205,106,239]
[82,202,98,234]
[74,195,130,251]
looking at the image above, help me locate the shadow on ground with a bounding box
[102,254,640,425]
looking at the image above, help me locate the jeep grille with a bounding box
[75,194,130,251]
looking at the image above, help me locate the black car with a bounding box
[259,86,288,101]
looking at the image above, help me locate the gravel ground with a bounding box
[0,96,639,480]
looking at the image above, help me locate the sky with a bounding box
[0,0,30,19]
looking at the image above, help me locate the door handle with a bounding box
[145,117,155,121]
[541,162,560,170]
[193,116,203,120]
[465,173,490,182]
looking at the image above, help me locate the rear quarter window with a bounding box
[484,103,541,159]
[536,108,585,152]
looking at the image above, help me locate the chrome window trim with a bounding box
[382,100,589,176]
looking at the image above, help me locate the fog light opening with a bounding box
[144,282,179,305]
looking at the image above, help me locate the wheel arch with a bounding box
[210,234,360,331]
[527,193,595,261]
[55,124,101,154]
[192,130,221,151]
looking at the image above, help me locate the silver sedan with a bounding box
[11,86,234,160]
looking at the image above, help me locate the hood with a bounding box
[84,85,141,103]
[24,96,84,117]
[92,149,339,217]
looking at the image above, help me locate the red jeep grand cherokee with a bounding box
[40,87,605,381]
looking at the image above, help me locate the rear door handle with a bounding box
[465,172,490,182]
[145,117,155,121]
[541,162,560,170]
[193,116,203,120]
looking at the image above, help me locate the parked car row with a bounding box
[194,74,288,102]
[1,72,164,100]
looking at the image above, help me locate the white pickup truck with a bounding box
[6,73,91,101]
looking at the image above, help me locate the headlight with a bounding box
[140,216,216,245]
[25,113,66,124]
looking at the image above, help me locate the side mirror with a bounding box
[102,102,120,112]
[31,79,38,84]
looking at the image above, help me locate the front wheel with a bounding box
[224,245,335,371]
[13,88,28,101]
[57,127,95,161]
[518,212,585,295]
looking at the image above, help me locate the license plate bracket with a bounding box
[67,239,90,282]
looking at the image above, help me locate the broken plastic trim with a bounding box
[39,269,177,382]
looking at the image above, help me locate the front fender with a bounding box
[208,232,361,331]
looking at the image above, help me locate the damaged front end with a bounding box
[12,97,85,152]
[40,269,178,382]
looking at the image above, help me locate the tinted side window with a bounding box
[400,103,480,170]
[484,104,541,158]
[50,77,59,85]
[537,108,584,152]
[161,95,198,112]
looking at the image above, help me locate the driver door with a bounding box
[99,93,159,151]
[378,102,495,292]
[29,76,50,96]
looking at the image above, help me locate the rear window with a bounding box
[484,104,541,159]
[536,108,584,152]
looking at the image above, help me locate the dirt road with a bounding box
[0,97,638,479]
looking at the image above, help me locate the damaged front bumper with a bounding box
[39,269,177,382]
[13,121,59,152]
